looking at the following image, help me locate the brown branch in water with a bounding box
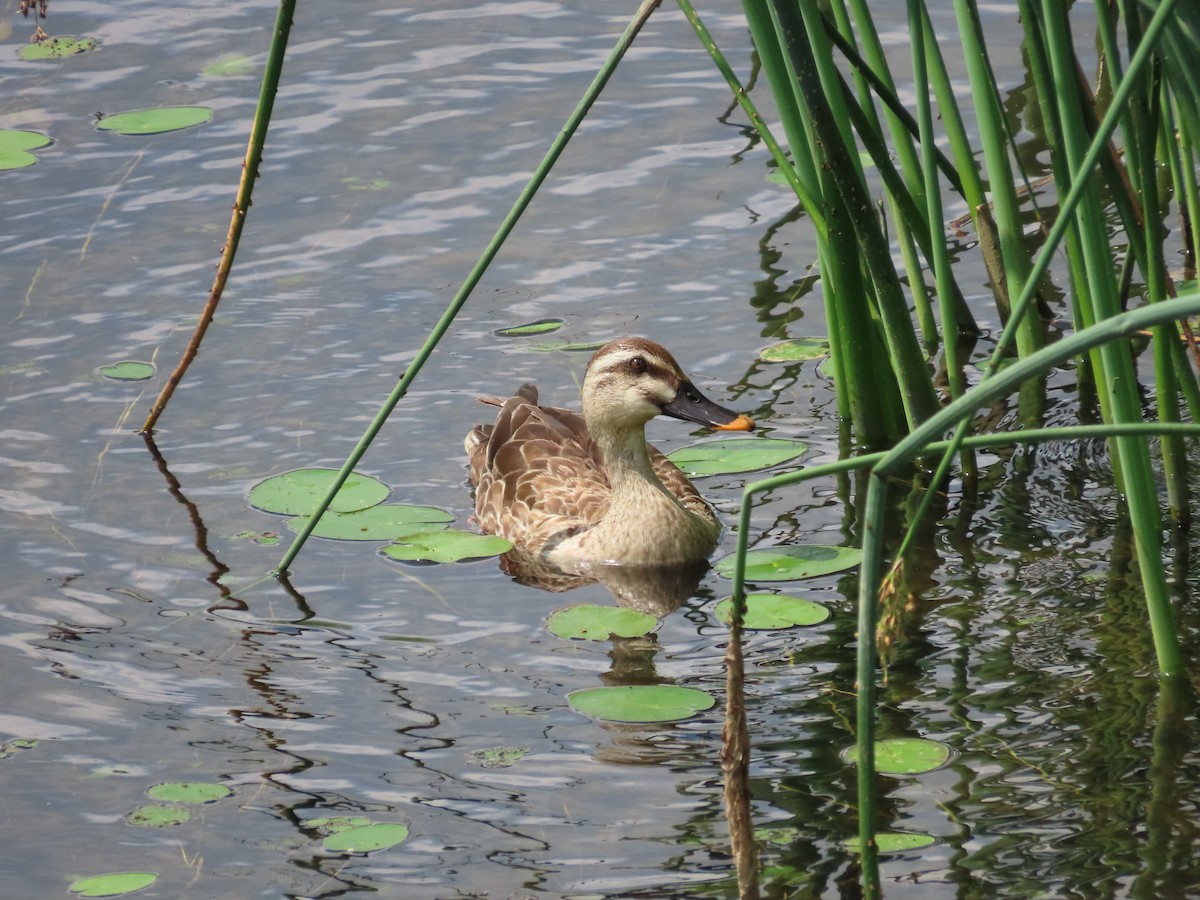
[722,618,759,899]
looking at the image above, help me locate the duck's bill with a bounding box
[662,380,755,432]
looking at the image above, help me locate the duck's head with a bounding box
[580,338,755,434]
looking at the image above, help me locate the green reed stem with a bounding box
[274,0,665,576]
[140,0,296,434]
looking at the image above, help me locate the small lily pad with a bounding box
[0,128,51,170]
[202,53,256,77]
[843,832,936,854]
[381,529,512,563]
[0,737,38,759]
[68,872,158,898]
[19,35,96,60]
[97,106,213,136]
[567,684,716,723]
[249,468,390,516]
[715,544,862,582]
[286,504,454,541]
[714,594,830,629]
[495,318,565,337]
[322,822,409,854]
[844,737,952,774]
[470,746,529,768]
[0,130,51,152]
[98,360,155,381]
[309,816,373,833]
[759,338,829,363]
[146,781,231,804]
[0,149,37,170]
[126,805,192,828]
[546,604,657,640]
[530,339,607,352]
[0,130,52,170]
[667,437,806,477]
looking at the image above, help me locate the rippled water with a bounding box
[2,1,1198,897]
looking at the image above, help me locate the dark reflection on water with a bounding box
[2,1,1199,897]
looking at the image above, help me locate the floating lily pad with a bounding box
[530,339,607,352]
[546,604,657,640]
[495,318,564,337]
[0,737,38,759]
[322,822,409,854]
[249,468,390,516]
[667,437,806,477]
[715,544,862,582]
[127,804,191,828]
[68,872,158,898]
[286,504,454,541]
[844,737,952,774]
[309,816,373,833]
[19,35,96,60]
[567,684,716,723]
[759,338,829,363]
[202,53,255,77]
[97,106,213,136]
[714,594,830,629]
[98,360,155,381]
[0,149,37,170]
[470,746,529,768]
[843,832,936,854]
[146,781,231,804]
[381,529,512,563]
[0,130,51,151]
[0,129,52,171]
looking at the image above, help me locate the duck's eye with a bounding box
[629,356,647,374]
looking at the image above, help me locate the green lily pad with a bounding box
[146,781,231,804]
[759,338,829,363]
[470,746,529,768]
[249,468,390,516]
[381,530,512,563]
[0,130,51,152]
[68,872,158,898]
[127,805,192,828]
[567,684,716,723]
[97,106,213,136]
[530,339,607,352]
[843,831,936,854]
[309,816,373,833]
[667,437,806,477]
[714,594,830,629]
[495,318,565,337]
[715,544,862,582]
[844,737,952,774]
[286,504,454,541]
[0,149,37,170]
[0,737,38,759]
[98,360,155,381]
[202,53,256,77]
[322,822,409,854]
[546,604,657,640]
[19,35,96,60]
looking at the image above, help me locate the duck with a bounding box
[465,337,754,569]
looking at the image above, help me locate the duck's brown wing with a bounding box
[467,385,611,552]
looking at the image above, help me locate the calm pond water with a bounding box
[2,1,1199,897]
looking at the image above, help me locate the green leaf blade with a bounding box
[249,468,390,516]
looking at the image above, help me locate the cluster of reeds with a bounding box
[688,0,1200,893]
